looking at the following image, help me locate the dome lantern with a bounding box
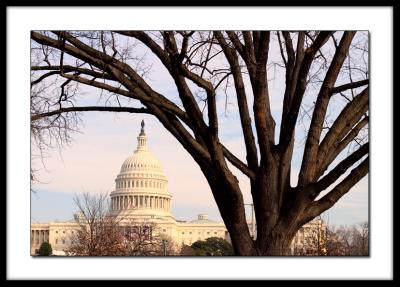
[136,120,148,152]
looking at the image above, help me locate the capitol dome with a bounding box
[110,120,172,219]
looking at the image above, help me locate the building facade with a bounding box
[31,121,326,255]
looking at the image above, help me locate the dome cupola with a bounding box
[110,120,172,218]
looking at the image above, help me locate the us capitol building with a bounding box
[31,121,326,255]
[31,121,230,255]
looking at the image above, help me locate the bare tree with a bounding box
[67,193,178,256]
[351,221,369,255]
[122,220,178,256]
[68,192,126,256]
[31,31,369,255]
[324,222,369,256]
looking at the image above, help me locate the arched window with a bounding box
[141,181,143,187]
[145,181,148,188]
[128,181,130,188]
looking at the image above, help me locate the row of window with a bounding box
[112,196,170,210]
[55,230,74,234]
[119,174,163,179]
[116,180,166,189]
[122,163,159,170]
[181,231,219,235]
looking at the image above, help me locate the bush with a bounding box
[38,242,52,256]
[183,237,234,256]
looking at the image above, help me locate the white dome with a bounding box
[120,150,163,174]
[110,120,172,218]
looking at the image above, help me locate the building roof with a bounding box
[189,214,217,224]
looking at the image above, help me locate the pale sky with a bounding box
[31,31,369,227]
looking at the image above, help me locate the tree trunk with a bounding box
[207,167,300,256]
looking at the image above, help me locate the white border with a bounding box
[7,7,393,280]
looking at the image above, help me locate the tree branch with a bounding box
[221,145,256,180]
[214,31,258,171]
[278,31,333,151]
[31,106,150,121]
[306,156,368,218]
[31,65,115,81]
[252,31,275,161]
[331,79,369,94]
[310,142,368,198]
[299,31,356,186]
[317,87,369,175]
